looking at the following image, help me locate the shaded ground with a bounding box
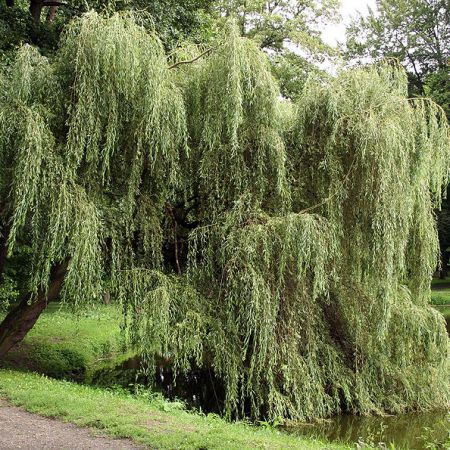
[0,399,141,450]
[431,282,450,290]
[0,304,130,382]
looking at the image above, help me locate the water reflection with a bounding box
[286,411,449,449]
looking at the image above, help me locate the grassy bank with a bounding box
[0,301,447,449]
[431,290,450,305]
[431,277,450,305]
[0,370,350,450]
[0,303,133,380]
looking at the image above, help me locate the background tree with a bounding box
[424,68,450,119]
[437,193,450,278]
[345,0,449,97]
[1,0,340,100]
[215,0,340,99]
[0,0,217,60]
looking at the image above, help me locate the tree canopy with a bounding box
[345,0,449,96]
[0,12,449,421]
[0,0,340,100]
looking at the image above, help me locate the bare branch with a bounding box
[168,48,213,70]
[42,1,66,6]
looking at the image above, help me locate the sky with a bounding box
[321,0,377,47]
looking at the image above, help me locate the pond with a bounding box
[285,410,449,449]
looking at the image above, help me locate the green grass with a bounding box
[0,303,133,379]
[430,277,450,305]
[431,290,450,306]
[0,370,351,450]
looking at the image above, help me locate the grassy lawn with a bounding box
[0,303,133,380]
[430,277,450,305]
[0,370,351,450]
[431,290,450,305]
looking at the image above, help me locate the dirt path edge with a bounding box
[0,399,144,450]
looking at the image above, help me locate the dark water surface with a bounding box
[285,410,449,449]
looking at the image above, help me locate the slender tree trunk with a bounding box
[102,291,110,305]
[0,262,67,359]
[46,5,58,22]
[439,251,449,279]
[29,0,43,22]
[0,224,10,282]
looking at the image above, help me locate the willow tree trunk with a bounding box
[46,5,58,22]
[0,262,67,359]
[29,0,43,22]
[0,224,9,281]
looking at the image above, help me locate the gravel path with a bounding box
[0,401,142,450]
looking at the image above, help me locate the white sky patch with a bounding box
[322,0,377,47]
[282,0,379,75]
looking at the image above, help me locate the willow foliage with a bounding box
[183,21,289,215]
[60,13,186,189]
[0,13,186,298]
[0,12,449,421]
[288,65,450,414]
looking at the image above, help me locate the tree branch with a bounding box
[168,48,213,70]
[0,224,10,281]
[42,0,65,5]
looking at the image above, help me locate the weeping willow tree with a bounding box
[0,12,449,421]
